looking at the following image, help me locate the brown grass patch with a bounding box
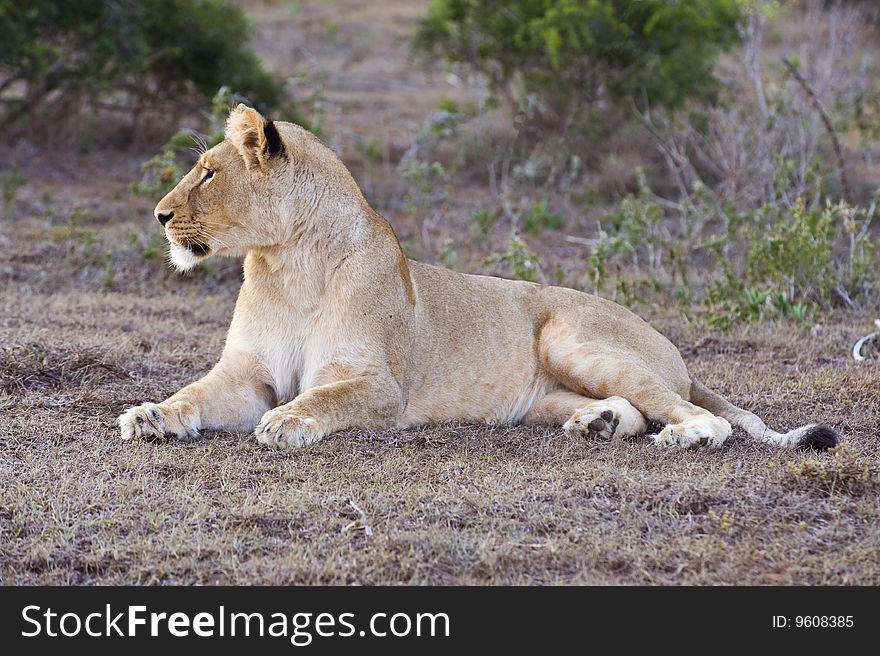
[783,443,880,497]
[0,341,129,394]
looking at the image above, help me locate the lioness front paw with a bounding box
[564,408,618,441]
[255,408,324,449]
[652,415,731,449]
[117,402,198,442]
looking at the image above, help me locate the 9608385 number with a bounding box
[795,616,853,628]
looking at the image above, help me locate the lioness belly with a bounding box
[401,365,555,426]
[400,262,552,426]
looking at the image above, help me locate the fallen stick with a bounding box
[342,498,373,537]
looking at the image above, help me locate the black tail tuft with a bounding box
[798,425,839,451]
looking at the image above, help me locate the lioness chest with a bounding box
[224,270,354,404]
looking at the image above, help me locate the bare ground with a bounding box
[1,0,879,586]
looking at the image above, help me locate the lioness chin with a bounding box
[117,104,838,452]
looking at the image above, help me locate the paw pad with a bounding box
[565,407,619,441]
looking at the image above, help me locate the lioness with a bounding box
[118,104,838,451]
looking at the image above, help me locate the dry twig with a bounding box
[342,498,373,537]
[782,57,852,204]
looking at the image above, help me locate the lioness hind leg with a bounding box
[575,371,730,449]
[522,390,647,440]
[610,382,732,449]
[574,372,730,449]
[538,324,730,449]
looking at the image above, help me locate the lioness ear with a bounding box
[225,103,285,171]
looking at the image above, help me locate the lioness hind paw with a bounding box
[652,415,731,450]
[564,408,618,441]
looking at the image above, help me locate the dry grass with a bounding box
[1,209,878,585]
[1,0,879,586]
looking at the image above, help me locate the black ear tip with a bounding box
[798,425,839,451]
[263,118,285,158]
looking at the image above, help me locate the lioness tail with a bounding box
[689,377,838,450]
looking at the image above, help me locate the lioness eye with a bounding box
[204,168,215,180]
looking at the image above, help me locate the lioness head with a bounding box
[154,103,295,271]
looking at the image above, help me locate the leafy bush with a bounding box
[702,197,876,328]
[484,234,543,282]
[471,208,496,236]
[400,159,450,213]
[521,200,563,233]
[587,173,877,328]
[746,200,840,307]
[1,162,24,213]
[130,147,187,201]
[413,0,743,124]
[588,172,684,301]
[0,0,280,126]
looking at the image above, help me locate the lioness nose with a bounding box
[156,210,174,227]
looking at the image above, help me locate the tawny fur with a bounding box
[117,104,838,452]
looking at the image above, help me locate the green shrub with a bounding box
[1,163,24,213]
[0,0,280,126]
[130,87,236,199]
[746,199,838,305]
[587,178,877,327]
[413,0,743,124]
[130,147,186,200]
[484,234,542,282]
[400,159,450,213]
[703,198,876,328]
[521,200,563,233]
[471,208,495,236]
[588,173,684,298]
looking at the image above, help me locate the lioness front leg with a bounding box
[118,350,272,441]
[255,370,402,449]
